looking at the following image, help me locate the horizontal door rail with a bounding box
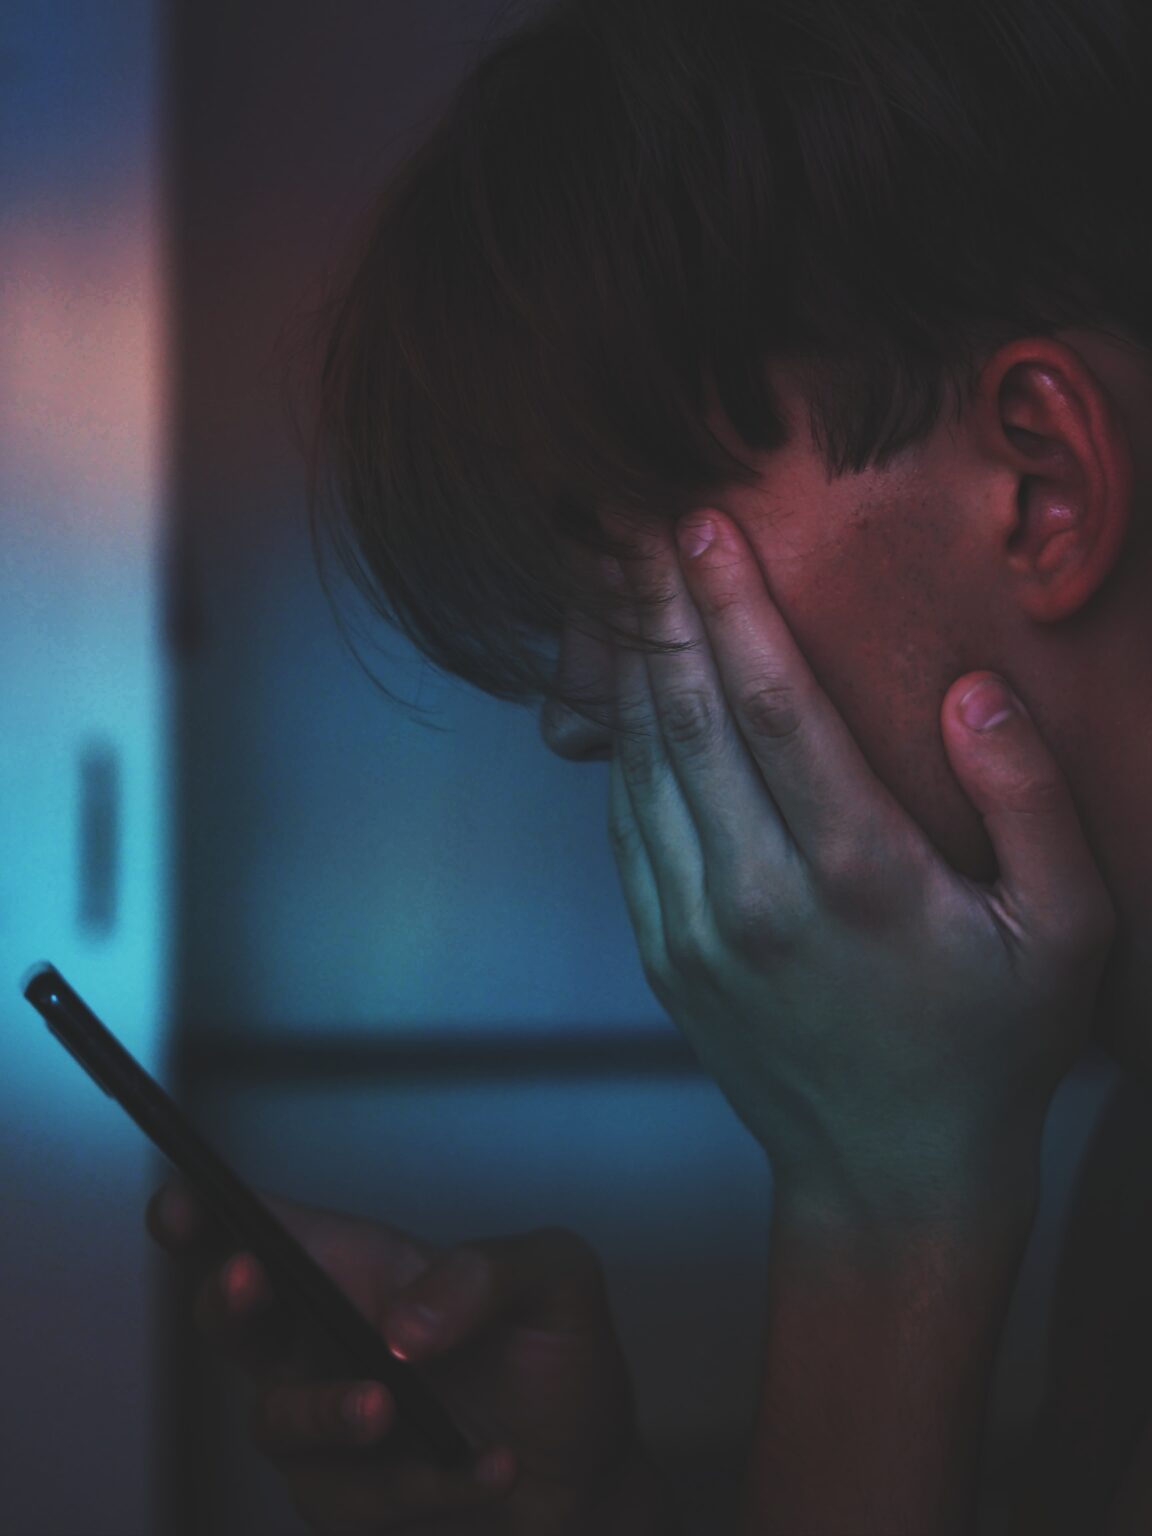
[174,1026,701,1085]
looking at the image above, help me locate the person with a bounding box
[147,0,1152,1528]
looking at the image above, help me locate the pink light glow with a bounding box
[0,188,169,532]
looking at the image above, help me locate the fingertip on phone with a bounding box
[225,1250,267,1306]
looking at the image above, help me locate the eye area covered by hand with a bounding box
[602,508,920,923]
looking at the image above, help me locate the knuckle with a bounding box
[699,579,744,621]
[738,677,803,743]
[720,896,804,959]
[810,833,860,895]
[608,813,645,864]
[1001,771,1068,818]
[815,835,903,926]
[713,862,812,955]
[657,688,724,757]
[615,730,658,788]
[663,919,712,975]
[813,873,873,929]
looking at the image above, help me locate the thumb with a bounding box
[383,1227,608,1362]
[940,671,1114,955]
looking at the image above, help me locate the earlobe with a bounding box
[1006,479,1126,624]
[988,344,1134,625]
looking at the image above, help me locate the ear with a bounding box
[974,338,1134,624]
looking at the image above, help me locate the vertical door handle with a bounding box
[78,742,119,935]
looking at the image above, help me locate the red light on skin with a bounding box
[225,1252,261,1307]
[387,1304,439,1360]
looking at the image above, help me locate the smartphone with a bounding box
[21,961,471,1468]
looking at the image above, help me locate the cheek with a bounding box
[771,556,1000,885]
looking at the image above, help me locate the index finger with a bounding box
[673,510,916,873]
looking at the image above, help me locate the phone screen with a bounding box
[21,961,470,1467]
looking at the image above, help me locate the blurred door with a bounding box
[0,3,170,1532]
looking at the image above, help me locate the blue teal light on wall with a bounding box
[0,0,170,1122]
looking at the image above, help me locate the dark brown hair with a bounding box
[290,0,1151,727]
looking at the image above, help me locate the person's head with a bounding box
[296,0,1152,898]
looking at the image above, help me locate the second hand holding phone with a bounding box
[21,962,471,1468]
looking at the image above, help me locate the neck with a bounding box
[1075,642,1152,1081]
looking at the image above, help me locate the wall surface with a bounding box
[168,0,665,1038]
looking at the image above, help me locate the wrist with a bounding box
[770,1118,1045,1254]
[744,1162,1037,1536]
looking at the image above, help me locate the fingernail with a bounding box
[386,1302,440,1359]
[677,516,715,560]
[343,1384,385,1442]
[960,677,1018,731]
